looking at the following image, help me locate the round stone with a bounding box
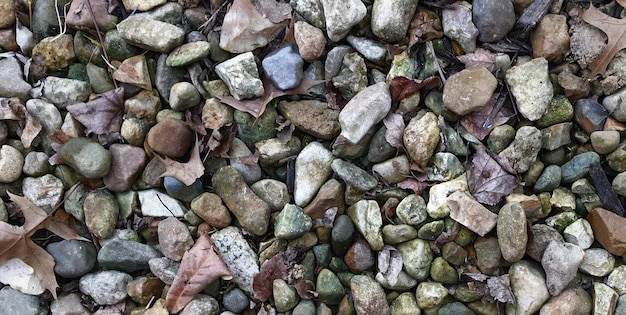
[146,117,194,158]
[0,145,24,183]
[46,240,97,278]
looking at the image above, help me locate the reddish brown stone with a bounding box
[146,117,193,158]
[587,208,626,256]
[344,239,375,274]
[127,276,165,305]
[303,179,345,219]
[104,143,148,192]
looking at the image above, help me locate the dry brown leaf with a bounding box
[233,150,260,165]
[293,280,318,299]
[66,87,124,137]
[388,76,441,103]
[165,234,232,314]
[383,113,405,150]
[112,55,152,90]
[0,98,42,148]
[253,0,292,24]
[66,0,118,33]
[0,193,88,299]
[204,124,238,159]
[460,93,513,141]
[469,147,518,206]
[214,77,324,118]
[253,252,290,302]
[276,115,294,144]
[156,138,205,186]
[408,8,443,49]
[396,178,430,195]
[580,5,626,78]
[457,48,498,71]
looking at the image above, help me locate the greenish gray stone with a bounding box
[453,283,483,302]
[274,279,299,312]
[445,126,469,157]
[83,190,119,239]
[467,300,498,315]
[116,16,184,52]
[541,147,567,166]
[104,29,141,62]
[250,179,290,211]
[550,187,576,211]
[387,51,416,81]
[425,91,459,122]
[415,282,448,309]
[418,221,445,241]
[367,126,397,164]
[487,124,515,153]
[274,204,313,240]
[506,57,553,121]
[317,269,344,305]
[546,212,579,233]
[474,237,503,275]
[331,214,355,256]
[350,275,390,314]
[293,299,316,315]
[382,224,418,245]
[541,122,572,150]
[234,105,277,144]
[332,128,374,159]
[497,202,528,262]
[536,95,574,128]
[430,257,458,284]
[404,111,440,167]
[390,292,421,315]
[396,194,428,225]
[376,270,418,291]
[216,52,265,100]
[608,142,626,172]
[615,295,626,315]
[278,100,340,140]
[498,126,542,173]
[561,151,600,183]
[60,138,112,179]
[534,165,561,192]
[438,302,475,315]
[347,200,384,251]
[397,238,433,280]
[332,52,368,100]
[313,244,332,268]
[290,0,326,29]
[425,152,464,181]
[166,41,210,67]
[331,159,377,191]
[73,32,105,67]
[97,239,161,273]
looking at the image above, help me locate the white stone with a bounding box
[138,189,185,217]
[320,0,366,42]
[294,142,335,207]
[505,57,553,121]
[0,258,44,296]
[592,282,618,315]
[607,265,626,295]
[510,260,550,315]
[42,76,92,109]
[211,227,259,296]
[215,52,264,100]
[338,82,391,144]
[563,218,594,249]
[427,174,468,219]
[579,248,615,277]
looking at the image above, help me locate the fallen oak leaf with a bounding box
[408,8,443,49]
[0,98,42,148]
[66,87,124,137]
[203,124,238,159]
[457,48,498,71]
[388,76,441,103]
[214,77,324,118]
[396,178,430,195]
[0,193,89,299]
[252,251,291,302]
[156,138,205,186]
[468,146,518,206]
[165,233,232,314]
[580,5,626,78]
[460,93,513,141]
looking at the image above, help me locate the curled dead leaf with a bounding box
[156,139,205,186]
[469,147,518,206]
[165,234,232,314]
[383,113,405,150]
[66,87,124,138]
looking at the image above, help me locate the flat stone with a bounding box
[331,159,377,191]
[116,16,184,52]
[505,57,553,121]
[278,100,340,140]
[580,248,615,277]
[97,239,162,273]
[219,0,285,53]
[46,240,97,279]
[42,76,91,109]
[560,151,601,183]
[447,190,497,237]
[138,189,186,217]
[587,207,626,255]
[166,41,211,67]
[497,202,528,262]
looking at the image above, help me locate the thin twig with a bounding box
[199,0,232,33]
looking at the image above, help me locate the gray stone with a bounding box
[443,67,498,115]
[179,295,220,315]
[372,155,411,184]
[498,126,542,173]
[83,190,119,239]
[439,302,475,315]
[603,85,626,122]
[223,288,249,313]
[228,137,262,184]
[215,52,264,100]
[211,227,259,296]
[591,130,621,155]
[331,159,377,191]
[42,76,92,109]
[0,57,31,100]
[158,217,193,261]
[425,152,464,181]
[79,270,132,305]
[607,265,626,295]
[371,0,418,42]
[0,287,44,315]
[442,1,479,53]
[50,293,91,315]
[498,202,528,262]
[134,2,183,24]
[350,275,390,315]
[579,248,615,277]
[148,257,180,285]
[331,52,368,100]
[346,36,387,64]
[46,240,97,279]
[290,0,325,29]
[250,179,290,211]
[294,142,335,206]
[427,174,468,219]
[561,151,601,183]
[97,239,162,273]
[390,292,420,315]
[274,279,299,312]
[448,190,498,237]
[325,45,354,80]
[397,239,432,281]
[262,44,304,90]
[155,54,187,102]
[316,268,344,305]
[526,224,564,262]
[505,57,553,121]
[396,194,428,226]
[534,165,561,192]
[26,99,62,154]
[474,237,503,275]
[22,151,52,177]
[320,0,366,42]
[331,214,355,256]
[293,299,316,315]
[542,241,584,296]
[563,218,594,249]
[116,16,184,52]
[510,260,550,315]
[541,123,573,150]
[169,82,201,112]
[473,0,515,42]
[278,100,340,140]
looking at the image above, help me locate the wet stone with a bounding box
[262,44,304,90]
